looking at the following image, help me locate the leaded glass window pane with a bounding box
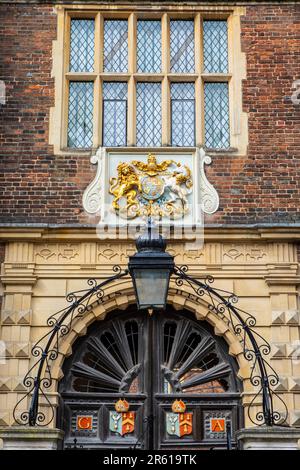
[204,82,230,149]
[170,20,194,73]
[103,20,128,72]
[69,19,95,72]
[136,83,161,147]
[171,83,195,147]
[68,81,93,148]
[103,82,127,147]
[203,20,228,73]
[137,20,161,73]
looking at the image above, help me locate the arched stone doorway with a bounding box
[58,305,243,449]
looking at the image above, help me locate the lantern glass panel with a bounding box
[133,268,170,309]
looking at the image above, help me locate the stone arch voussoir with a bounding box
[51,279,251,385]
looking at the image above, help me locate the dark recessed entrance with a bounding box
[58,306,243,449]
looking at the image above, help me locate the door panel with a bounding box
[59,308,242,449]
[152,311,241,449]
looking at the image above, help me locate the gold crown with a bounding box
[171,399,186,413]
[115,399,130,412]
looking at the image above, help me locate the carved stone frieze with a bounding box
[97,244,121,263]
[35,244,80,263]
[183,249,204,262]
[222,243,268,264]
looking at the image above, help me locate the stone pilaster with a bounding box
[266,242,300,427]
[0,242,36,426]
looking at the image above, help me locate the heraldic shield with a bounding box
[109,399,135,436]
[166,412,193,437]
[166,400,193,437]
[109,411,135,436]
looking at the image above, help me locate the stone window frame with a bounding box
[49,4,248,156]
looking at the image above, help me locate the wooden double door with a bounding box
[59,307,242,449]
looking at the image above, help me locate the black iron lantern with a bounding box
[128,221,174,311]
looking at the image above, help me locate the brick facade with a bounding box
[1,3,300,444]
[0,242,5,313]
[0,2,299,225]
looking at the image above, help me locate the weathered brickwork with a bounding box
[0,3,299,225]
[0,243,5,313]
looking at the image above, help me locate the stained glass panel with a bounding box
[204,82,230,149]
[171,83,195,147]
[103,82,127,147]
[68,81,94,148]
[69,19,95,72]
[103,20,128,72]
[170,20,195,73]
[137,20,161,73]
[203,20,228,73]
[136,83,161,147]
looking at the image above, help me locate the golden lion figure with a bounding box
[109,162,141,211]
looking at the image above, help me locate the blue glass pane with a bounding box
[104,20,128,72]
[69,19,95,72]
[170,20,194,73]
[203,21,228,73]
[136,83,161,147]
[68,81,93,148]
[103,82,127,147]
[171,83,195,146]
[204,82,230,149]
[137,20,161,73]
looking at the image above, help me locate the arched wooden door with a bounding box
[58,307,242,449]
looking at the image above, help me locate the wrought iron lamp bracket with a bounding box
[13,263,288,429]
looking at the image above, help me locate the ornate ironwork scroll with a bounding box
[13,266,128,427]
[13,264,288,428]
[172,265,288,427]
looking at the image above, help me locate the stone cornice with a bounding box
[0,225,300,243]
[2,1,299,5]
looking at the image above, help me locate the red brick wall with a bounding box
[0,242,5,312]
[0,3,299,225]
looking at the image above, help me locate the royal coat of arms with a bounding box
[109,153,193,219]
